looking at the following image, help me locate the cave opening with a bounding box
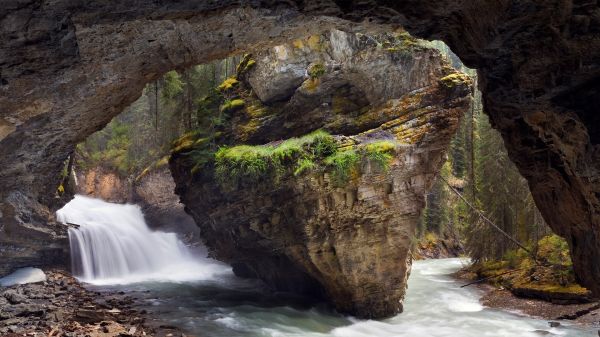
[1,5,598,332]
[59,28,585,326]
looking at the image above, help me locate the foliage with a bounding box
[294,158,316,176]
[363,141,395,171]
[161,71,184,99]
[324,150,360,185]
[217,77,239,92]
[77,55,243,178]
[220,99,245,113]
[537,234,572,267]
[213,130,337,188]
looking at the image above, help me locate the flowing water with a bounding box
[57,195,231,285]
[59,196,597,337]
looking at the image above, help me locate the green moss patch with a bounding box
[217,77,240,92]
[214,130,337,188]
[220,99,245,113]
[364,141,395,171]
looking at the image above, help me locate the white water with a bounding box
[57,195,231,285]
[58,196,596,336]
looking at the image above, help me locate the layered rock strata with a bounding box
[170,30,472,318]
[2,0,599,298]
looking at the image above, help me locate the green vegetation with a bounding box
[77,54,244,178]
[220,99,245,113]
[308,63,326,79]
[324,150,360,185]
[213,130,337,188]
[363,141,395,171]
[235,53,256,76]
[294,158,316,176]
[468,234,588,298]
[209,130,396,189]
[217,77,239,92]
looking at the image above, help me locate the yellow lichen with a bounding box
[292,39,305,49]
[307,35,323,51]
[439,72,472,88]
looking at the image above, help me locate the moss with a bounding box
[363,140,396,171]
[308,63,326,79]
[136,155,170,181]
[237,119,261,142]
[324,150,360,186]
[235,54,256,76]
[439,73,471,88]
[220,99,245,113]
[171,130,200,153]
[294,158,316,176]
[245,103,268,118]
[217,77,239,92]
[214,130,336,188]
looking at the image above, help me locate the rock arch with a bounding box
[1,0,599,303]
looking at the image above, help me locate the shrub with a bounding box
[537,234,572,267]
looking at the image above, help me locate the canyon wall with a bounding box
[74,166,199,238]
[0,0,599,298]
[170,30,472,318]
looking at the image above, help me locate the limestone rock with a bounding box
[170,31,472,318]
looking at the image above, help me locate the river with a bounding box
[59,196,597,337]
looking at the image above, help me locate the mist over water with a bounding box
[58,196,596,336]
[57,195,231,285]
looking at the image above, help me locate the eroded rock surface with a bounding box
[1,0,599,299]
[170,30,472,318]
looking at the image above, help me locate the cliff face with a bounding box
[74,166,199,237]
[1,0,599,299]
[170,30,472,318]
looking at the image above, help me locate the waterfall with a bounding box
[57,195,231,285]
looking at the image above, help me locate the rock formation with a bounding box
[0,0,599,300]
[75,165,200,237]
[170,30,472,318]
